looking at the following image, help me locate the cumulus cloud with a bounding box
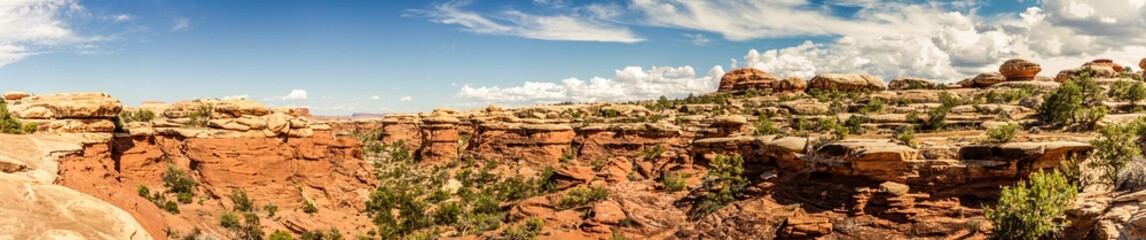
[727,0,1146,82]
[0,0,92,67]
[457,65,722,105]
[683,33,710,46]
[410,0,643,43]
[269,89,308,101]
[400,96,413,102]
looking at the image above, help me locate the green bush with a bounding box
[303,200,318,214]
[985,169,1077,240]
[1109,80,1146,102]
[162,166,197,196]
[859,98,885,114]
[220,211,264,240]
[231,189,254,212]
[219,212,241,229]
[299,229,343,240]
[894,126,917,148]
[137,185,151,197]
[0,99,37,134]
[177,192,194,204]
[661,173,687,192]
[269,230,293,240]
[264,203,279,217]
[434,201,462,225]
[753,116,780,136]
[162,200,180,214]
[119,109,156,123]
[693,154,747,218]
[557,186,609,210]
[187,105,213,127]
[986,123,1019,143]
[502,218,544,240]
[922,105,950,131]
[1091,122,1143,184]
[1039,68,1107,130]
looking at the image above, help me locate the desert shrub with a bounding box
[163,166,197,196]
[231,189,254,212]
[501,218,544,240]
[300,229,344,240]
[984,86,1039,104]
[1091,122,1144,184]
[0,99,37,134]
[661,173,687,192]
[693,154,747,218]
[557,186,609,210]
[843,115,865,135]
[826,118,849,140]
[434,201,463,225]
[1039,68,1107,130]
[119,109,156,123]
[753,116,779,136]
[611,231,628,240]
[264,203,279,217]
[137,185,151,197]
[1109,80,1146,102]
[187,105,213,127]
[303,200,318,214]
[219,212,241,229]
[177,192,194,204]
[163,200,180,214]
[922,105,951,131]
[894,126,917,148]
[1117,159,1146,192]
[269,230,293,240]
[986,123,1019,143]
[637,144,666,160]
[985,169,1077,240]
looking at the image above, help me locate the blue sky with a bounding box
[2,0,1144,115]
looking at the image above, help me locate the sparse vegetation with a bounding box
[692,154,747,218]
[1091,122,1144,184]
[187,105,213,127]
[264,203,279,217]
[753,115,780,136]
[557,186,609,210]
[986,123,1019,143]
[501,218,544,240]
[985,169,1077,240]
[1039,68,1107,130]
[119,109,156,124]
[661,172,687,192]
[0,99,37,134]
[894,126,917,148]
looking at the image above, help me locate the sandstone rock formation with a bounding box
[3,91,29,101]
[959,72,1006,88]
[1086,58,1123,73]
[777,76,808,93]
[5,92,121,133]
[718,68,779,94]
[999,58,1041,81]
[888,77,936,90]
[809,73,886,91]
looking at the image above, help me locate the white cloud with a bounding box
[171,17,190,31]
[221,94,249,100]
[683,33,710,46]
[457,65,722,105]
[0,0,92,67]
[270,89,308,101]
[370,95,380,100]
[400,96,413,102]
[412,1,643,43]
[111,14,132,22]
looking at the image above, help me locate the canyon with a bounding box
[1,57,1146,239]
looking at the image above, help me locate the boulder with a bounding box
[6,92,122,119]
[3,91,30,101]
[962,72,1005,87]
[1085,58,1123,73]
[809,73,885,91]
[719,68,779,94]
[888,77,935,90]
[999,58,1041,81]
[1056,66,1119,82]
[777,76,808,93]
[266,112,291,135]
[0,175,153,240]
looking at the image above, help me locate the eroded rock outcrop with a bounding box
[5,92,121,133]
[718,68,779,94]
[809,73,886,91]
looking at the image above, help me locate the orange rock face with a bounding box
[718,68,780,94]
[999,58,1041,81]
[57,130,377,238]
